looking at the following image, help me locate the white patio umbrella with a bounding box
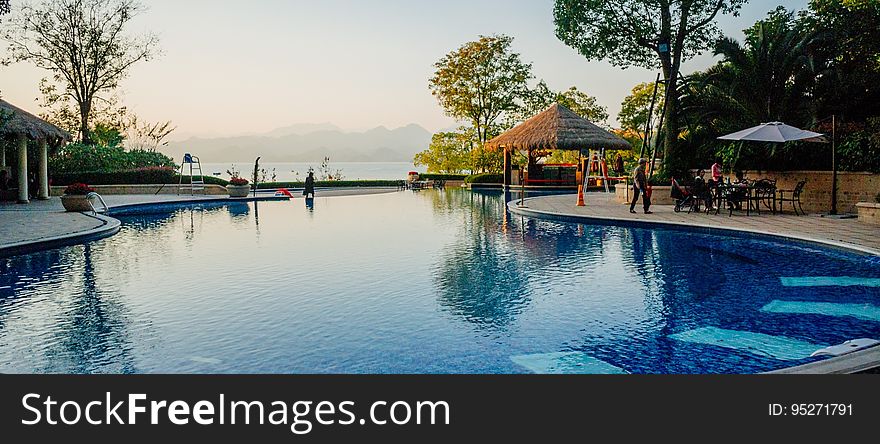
[717,121,826,143]
[718,121,838,213]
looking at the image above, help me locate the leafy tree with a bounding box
[0,0,9,17]
[90,122,125,148]
[507,81,608,127]
[413,130,474,174]
[3,0,159,144]
[805,0,880,121]
[557,86,609,124]
[429,35,533,144]
[554,0,747,176]
[619,81,665,143]
[677,8,822,170]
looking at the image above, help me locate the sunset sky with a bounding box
[1,0,808,139]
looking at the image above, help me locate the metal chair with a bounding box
[776,180,807,215]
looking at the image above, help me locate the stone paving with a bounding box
[511,192,880,255]
[0,188,399,251]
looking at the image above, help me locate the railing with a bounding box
[86,192,109,214]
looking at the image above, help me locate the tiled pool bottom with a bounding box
[0,190,878,374]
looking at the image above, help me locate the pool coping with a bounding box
[0,212,122,258]
[508,195,880,374]
[508,196,880,257]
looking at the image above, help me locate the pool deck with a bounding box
[0,188,399,256]
[509,193,880,256]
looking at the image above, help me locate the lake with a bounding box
[198,162,424,182]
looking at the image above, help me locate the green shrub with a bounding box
[648,170,672,186]
[419,173,467,181]
[49,142,176,174]
[255,180,400,189]
[464,173,503,184]
[50,167,229,186]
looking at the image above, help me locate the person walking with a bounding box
[630,158,652,214]
[303,171,315,199]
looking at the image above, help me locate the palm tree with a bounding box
[677,9,823,169]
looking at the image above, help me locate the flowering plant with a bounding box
[64,183,95,195]
[226,166,249,186]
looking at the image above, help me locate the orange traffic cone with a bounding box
[576,183,585,206]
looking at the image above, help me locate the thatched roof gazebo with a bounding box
[486,103,630,153]
[486,103,630,189]
[1,99,71,203]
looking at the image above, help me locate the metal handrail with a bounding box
[86,192,109,214]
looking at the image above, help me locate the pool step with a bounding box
[510,352,627,374]
[669,327,824,361]
[761,300,880,322]
[780,277,880,287]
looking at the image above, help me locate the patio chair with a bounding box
[751,179,777,214]
[776,180,807,216]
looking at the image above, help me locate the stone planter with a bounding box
[226,184,251,198]
[856,202,880,225]
[615,185,675,206]
[61,194,94,212]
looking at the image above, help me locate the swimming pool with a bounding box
[1,189,878,374]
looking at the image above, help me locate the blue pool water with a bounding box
[1,189,878,374]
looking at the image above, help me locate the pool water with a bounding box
[1,189,878,374]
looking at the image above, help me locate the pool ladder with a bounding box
[85,192,109,214]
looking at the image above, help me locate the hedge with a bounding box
[50,167,229,186]
[255,180,401,189]
[418,173,467,181]
[464,173,503,184]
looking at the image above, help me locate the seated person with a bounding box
[693,169,715,211]
[727,170,748,210]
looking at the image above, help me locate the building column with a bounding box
[17,134,28,204]
[503,147,512,188]
[38,140,49,200]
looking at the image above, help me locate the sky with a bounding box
[0,0,809,140]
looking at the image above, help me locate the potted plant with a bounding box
[61,183,96,212]
[226,171,251,198]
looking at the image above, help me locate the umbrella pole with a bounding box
[831,115,838,215]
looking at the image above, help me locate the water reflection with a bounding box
[45,244,136,373]
[1,190,877,374]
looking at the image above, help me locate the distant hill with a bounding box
[164,123,432,163]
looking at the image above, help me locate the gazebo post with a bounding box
[16,134,28,204]
[503,146,512,188]
[38,139,49,200]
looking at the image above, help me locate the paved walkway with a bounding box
[0,188,399,253]
[510,193,880,255]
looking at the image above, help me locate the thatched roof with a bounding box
[0,99,71,146]
[486,103,630,152]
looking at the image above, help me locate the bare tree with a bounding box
[3,0,159,144]
[124,115,176,151]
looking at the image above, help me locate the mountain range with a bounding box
[164,123,433,163]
